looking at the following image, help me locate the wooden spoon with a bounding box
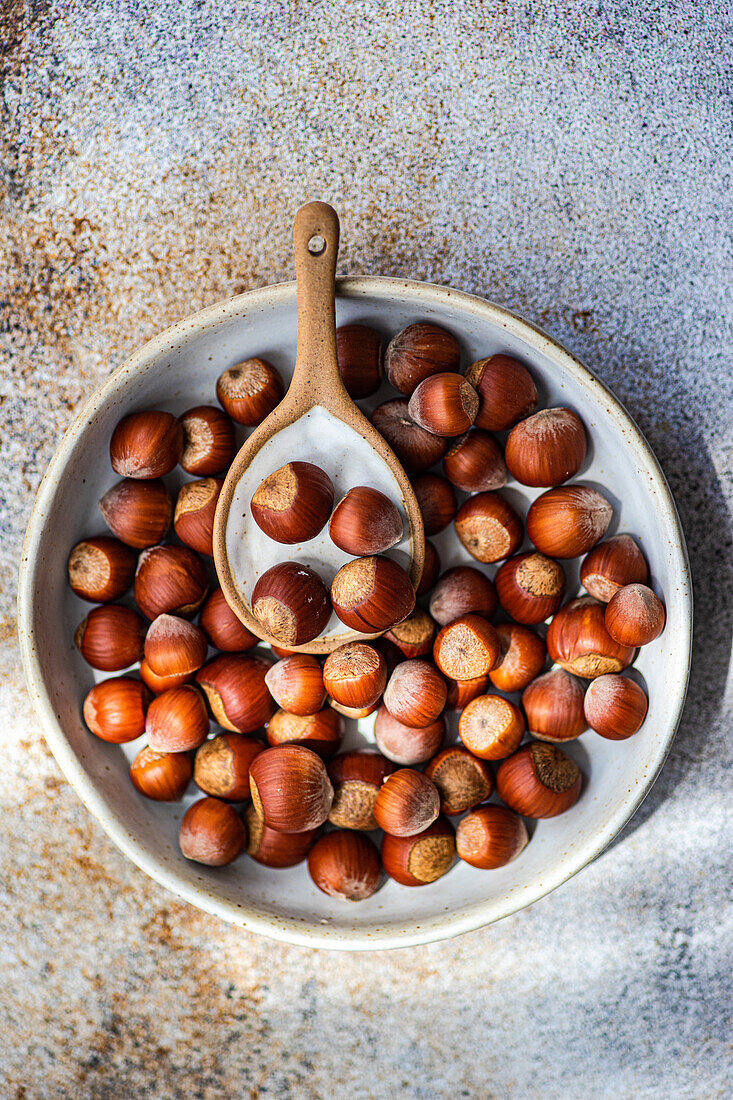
[213,200,425,653]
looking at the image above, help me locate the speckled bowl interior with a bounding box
[17,277,692,949]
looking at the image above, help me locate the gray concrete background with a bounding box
[1,1,731,1096]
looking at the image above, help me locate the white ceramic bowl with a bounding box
[18,277,692,950]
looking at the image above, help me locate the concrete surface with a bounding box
[1,1,731,1097]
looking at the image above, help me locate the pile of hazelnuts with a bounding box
[69,320,666,902]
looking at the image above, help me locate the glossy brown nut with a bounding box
[327,751,396,830]
[383,608,436,659]
[373,706,446,766]
[433,614,501,681]
[252,562,331,646]
[179,797,247,866]
[249,744,334,832]
[381,817,456,886]
[179,405,236,475]
[67,536,137,603]
[74,604,146,671]
[307,831,382,901]
[373,769,441,836]
[336,323,383,399]
[110,410,183,479]
[129,746,192,801]
[199,588,259,652]
[424,747,494,815]
[504,408,586,487]
[605,584,665,646]
[496,742,582,818]
[458,693,525,759]
[216,358,284,425]
[429,566,497,627]
[526,486,612,559]
[443,429,507,492]
[444,674,489,710]
[83,676,151,743]
[134,544,208,620]
[196,653,276,733]
[265,654,326,716]
[139,659,193,694]
[456,805,529,869]
[99,478,173,549]
[265,708,343,758]
[194,733,265,800]
[522,669,587,742]
[495,552,566,624]
[583,674,648,740]
[173,477,223,556]
[488,623,546,693]
[145,684,209,753]
[244,804,318,867]
[331,555,415,633]
[144,614,208,678]
[408,373,479,436]
[580,535,649,603]
[250,461,334,544]
[329,486,403,556]
[383,660,447,729]
[547,597,635,679]
[322,642,387,709]
[413,473,457,536]
[371,398,449,473]
[415,539,441,597]
[327,698,381,720]
[454,492,523,563]
[384,322,460,396]
[464,354,538,431]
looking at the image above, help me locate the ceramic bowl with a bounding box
[17,277,692,950]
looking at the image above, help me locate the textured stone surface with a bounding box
[1,1,732,1097]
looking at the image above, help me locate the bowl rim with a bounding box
[17,275,693,950]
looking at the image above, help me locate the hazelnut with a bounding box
[454,492,523,563]
[129,746,192,801]
[83,676,151,742]
[145,684,209,753]
[547,597,635,678]
[266,707,343,758]
[252,562,331,645]
[380,817,455,886]
[383,608,436,659]
[371,398,449,472]
[74,604,146,671]
[99,478,173,549]
[407,373,479,436]
[526,486,612,558]
[249,744,334,832]
[443,429,507,492]
[428,566,497,627]
[199,588,259,652]
[495,552,566,624]
[522,668,587,742]
[139,659,194,694]
[384,322,460,396]
[445,674,489,710]
[458,693,525,759]
[373,768,441,836]
[194,733,265,800]
[488,623,546,693]
[216,358,284,425]
[270,644,300,659]
[336,323,383,398]
[433,614,501,681]
[373,705,446,766]
[179,405,236,475]
[329,486,403,556]
[67,536,137,603]
[424,747,494,815]
[331,555,415,633]
[456,805,528,869]
[327,698,381,720]
[413,473,457,536]
[583,674,648,740]
[173,477,223,556]
[415,538,441,597]
[464,354,538,430]
[327,751,396,830]
[196,653,276,732]
[134,544,208,620]
[109,410,183,479]
[374,636,406,676]
[605,583,665,646]
[265,654,326,716]
[307,831,382,901]
[504,408,586,487]
[179,797,247,866]
[496,742,582,818]
[143,614,208,678]
[580,535,649,603]
[244,804,318,867]
[383,659,447,729]
[250,461,334,544]
[322,642,387,709]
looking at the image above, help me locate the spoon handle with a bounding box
[291,201,344,401]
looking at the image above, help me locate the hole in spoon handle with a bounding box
[292,202,342,396]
